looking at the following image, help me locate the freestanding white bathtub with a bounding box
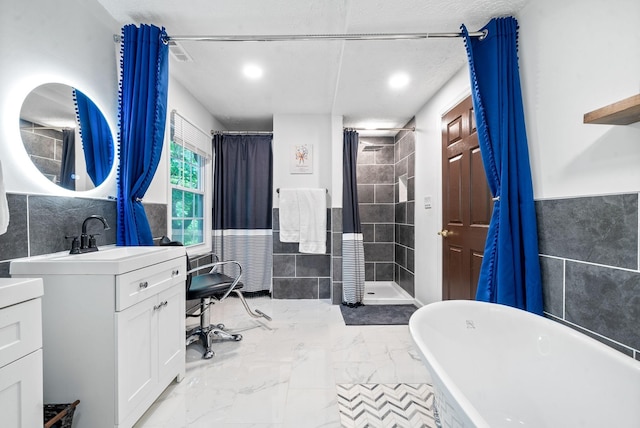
[409,300,640,428]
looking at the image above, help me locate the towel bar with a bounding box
[276,188,328,194]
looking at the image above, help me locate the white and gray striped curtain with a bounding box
[213,134,273,293]
[342,130,365,306]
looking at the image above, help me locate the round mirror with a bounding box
[19,83,114,191]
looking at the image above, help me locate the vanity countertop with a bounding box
[0,278,44,309]
[10,245,186,276]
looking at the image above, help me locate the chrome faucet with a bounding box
[68,215,111,254]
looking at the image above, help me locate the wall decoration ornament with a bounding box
[290,144,313,174]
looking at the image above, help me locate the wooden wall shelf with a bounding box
[583,94,640,125]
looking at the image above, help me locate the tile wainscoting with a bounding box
[536,193,640,360]
[0,193,167,277]
[272,208,333,299]
[393,124,416,297]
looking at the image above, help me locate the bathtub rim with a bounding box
[409,301,489,427]
[409,300,640,427]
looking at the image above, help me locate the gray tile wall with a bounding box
[20,119,64,186]
[357,136,396,283]
[272,208,332,299]
[0,193,167,277]
[332,208,343,304]
[336,122,416,303]
[536,193,640,359]
[394,119,416,296]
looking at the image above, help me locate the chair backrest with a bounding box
[185,255,193,291]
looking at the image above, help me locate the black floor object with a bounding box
[339,304,418,326]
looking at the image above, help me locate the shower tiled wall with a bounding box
[536,193,640,360]
[20,119,64,186]
[394,120,415,296]
[0,193,167,277]
[332,208,343,304]
[272,208,332,299]
[357,136,396,282]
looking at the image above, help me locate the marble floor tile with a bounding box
[135,297,432,427]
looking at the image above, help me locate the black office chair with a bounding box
[184,252,272,359]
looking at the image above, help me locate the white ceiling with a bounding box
[95,0,529,135]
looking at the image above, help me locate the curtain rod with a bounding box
[211,130,273,135]
[345,127,415,132]
[167,30,487,43]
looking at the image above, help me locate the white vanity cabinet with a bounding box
[0,278,44,428]
[116,282,184,425]
[11,246,187,428]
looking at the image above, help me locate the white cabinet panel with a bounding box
[0,349,43,428]
[116,297,157,424]
[11,249,186,428]
[0,278,43,428]
[157,285,184,382]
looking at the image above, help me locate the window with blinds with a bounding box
[169,111,211,247]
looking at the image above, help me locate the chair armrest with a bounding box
[186,260,240,276]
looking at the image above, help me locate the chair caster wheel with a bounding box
[232,334,243,341]
[203,350,214,359]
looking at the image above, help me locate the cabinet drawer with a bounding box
[0,298,42,368]
[116,258,185,311]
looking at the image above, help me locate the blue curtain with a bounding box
[117,24,169,246]
[342,129,365,306]
[74,89,114,186]
[462,17,543,314]
[212,134,273,293]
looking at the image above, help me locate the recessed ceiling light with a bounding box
[389,72,410,89]
[243,64,263,80]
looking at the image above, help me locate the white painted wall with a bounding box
[0,0,119,197]
[519,0,640,200]
[331,115,344,208]
[412,0,640,305]
[273,114,337,208]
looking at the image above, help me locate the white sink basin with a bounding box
[49,245,171,261]
[0,278,43,309]
[10,245,186,276]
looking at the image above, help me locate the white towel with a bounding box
[279,188,300,242]
[0,161,8,235]
[298,188,326,254]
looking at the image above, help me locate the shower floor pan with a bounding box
[363,281,414,305]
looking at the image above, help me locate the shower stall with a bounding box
[356,123,415,305]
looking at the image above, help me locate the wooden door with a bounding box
[441,96,492,300]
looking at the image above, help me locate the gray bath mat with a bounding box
[339,304,418,325]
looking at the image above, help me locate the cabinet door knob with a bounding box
[154,301,169,311]
[172,269,180,276]
[139,281,149,289]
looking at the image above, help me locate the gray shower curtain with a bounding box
[59,129,76,190]
[342,129,365,305]
[213,133,273,293]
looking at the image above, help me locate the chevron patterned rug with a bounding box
[336,383,436,428]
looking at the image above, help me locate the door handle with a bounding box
[437,229,452,238]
